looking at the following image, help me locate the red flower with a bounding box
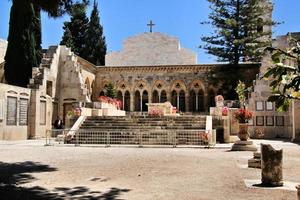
[234,108,253,123]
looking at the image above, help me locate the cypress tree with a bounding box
[4,0,75,87]
[4,1,39,87]
[201,0,274,64]
[105,82,116,98]
[60,2,89,57]
[83,0,107,65]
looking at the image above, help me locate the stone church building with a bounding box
[0,0,299,141]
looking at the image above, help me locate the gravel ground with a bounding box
[0,140,299,200]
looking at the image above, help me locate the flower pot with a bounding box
[238,123,249,141]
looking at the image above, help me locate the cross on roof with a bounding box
[147,20,155,33]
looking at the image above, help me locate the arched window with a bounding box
[134,91,141,111]
[124,91,130,111]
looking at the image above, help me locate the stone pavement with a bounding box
[0,139,299,199]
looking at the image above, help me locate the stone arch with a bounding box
[142,90,149,111]
[152,80,166,91]
[170,79,187,92]
[179,90,186,112]
[152,90,159,103]
[171,90,177,108]
[117,80,130,91]
[188,80,205,94]
[160,90,167,103]
[189,89,197,112]
[134,90,141,111]
[208,87,217,108]
[99,90,105,96]
[124,91,130,111]
[198,89,205,112]
[117,91,122,101]
[134,80,148,92]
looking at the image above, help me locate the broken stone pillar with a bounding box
[261,144,283,187]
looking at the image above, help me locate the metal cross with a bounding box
[147,20,155,33]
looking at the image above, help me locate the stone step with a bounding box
[248,158,261,168]
[80,126,205,130]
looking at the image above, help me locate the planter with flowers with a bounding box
[234,108,253,141]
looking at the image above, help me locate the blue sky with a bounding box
[1,0,300,64]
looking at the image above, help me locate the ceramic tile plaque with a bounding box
[266,116,274,126]
[256,101,264,111]
[7,96,17,125]
[265,101,273,111]
[40,101,46,125]
[256,116,264,126]
[19,98,28,125]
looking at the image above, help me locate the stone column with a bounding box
[177,93,180,111]
[196,93,199,111]
[158,93,161,103]
[140,94,143,112]
[130,92,134,112]
[167,92,171,102]
[261,144,283,187]
[122,94,125,110]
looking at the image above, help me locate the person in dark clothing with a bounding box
[54,116,63,129]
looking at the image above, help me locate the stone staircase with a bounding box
[80,115,207,130]
[72,115,211,145]
[28,46,58,89]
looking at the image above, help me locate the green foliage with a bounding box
[263,39,300,111]
[4,0,79,87]
[201,0,275,64]
[4,1,40,87]
[105,82,116,98]
[82,0,107,65]
[60,2,89,57]
[207,64,259,100]
[235,80,246,107]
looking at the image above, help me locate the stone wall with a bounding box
[105,32,197,66]
[0,39,7,63]
[0,83,32,140]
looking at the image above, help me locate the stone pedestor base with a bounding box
[231,140,258,151]
[248,152,261,168]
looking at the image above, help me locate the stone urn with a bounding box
[238,123,249,141]
[296,185,300,200]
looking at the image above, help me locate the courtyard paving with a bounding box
[0,139,299,200]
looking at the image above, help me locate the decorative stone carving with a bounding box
[261,144,283,187]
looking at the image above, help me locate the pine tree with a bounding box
[4,0,75,87]
[105,82,116,98]
[60,2,89,57]
[83,0,107,65]
[61,26,75,50]
[201,0,274,65]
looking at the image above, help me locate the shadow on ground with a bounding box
[0,161,130,200]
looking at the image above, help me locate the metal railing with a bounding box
[46,129,216,148]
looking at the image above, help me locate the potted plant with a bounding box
[234,108,253,141]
